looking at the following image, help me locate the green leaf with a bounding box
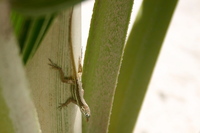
[10,0,84,16]
[109,0,178,132]
[0,89,15,133]
[10,0,84,64]
[25,7,82,132]
[0,2,41,132]
[82,0,133,132]
[21,15,54,64]
[11,12,55,64]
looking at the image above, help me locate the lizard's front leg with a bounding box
[48,58,75,84]
[58,97,77,110]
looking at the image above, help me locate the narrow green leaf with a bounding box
[11,12,55,64]
[21,15,55,64]
[109,0,178,133]
[10,0,84,16]
[82,0,133,133]
[11,13,31,50]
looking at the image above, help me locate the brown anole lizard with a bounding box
[48,8,90,122]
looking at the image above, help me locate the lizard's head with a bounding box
[80,105,91,122]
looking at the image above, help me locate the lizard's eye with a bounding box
[85,113,90,122]
[81,107,90,116]
[80,106,90,121]
[85,113,90,118]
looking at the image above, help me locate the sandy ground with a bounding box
[82,0,200,132]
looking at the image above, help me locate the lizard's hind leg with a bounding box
[48,58,75,84]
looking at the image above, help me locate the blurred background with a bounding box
[81,0,200,133]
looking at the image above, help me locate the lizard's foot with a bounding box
[48,58,61,70]
[57,98,77,110]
